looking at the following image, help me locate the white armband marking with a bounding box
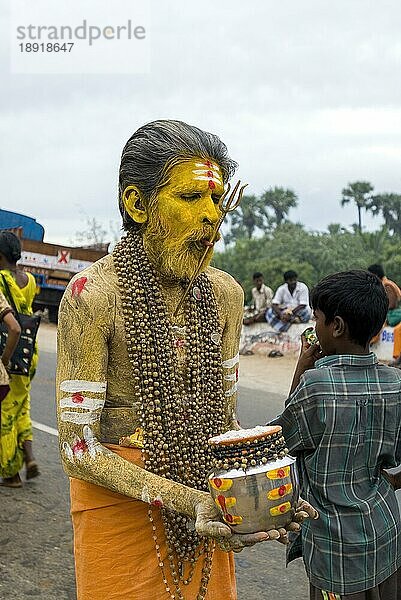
[224,373,237,382]
[222,353,239,369]
[60,412,99,425]
[60,380,107,393]
[59,397,105,410]
[225,383,238,397]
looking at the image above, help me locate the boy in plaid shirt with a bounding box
[270,270,401,599]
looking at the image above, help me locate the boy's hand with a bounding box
[296,334,323,374]
[289,333,323,394]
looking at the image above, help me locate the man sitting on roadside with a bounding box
[265,270,311,333]
[243,272,273,325]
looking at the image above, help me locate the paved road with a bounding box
[0,349,308,599]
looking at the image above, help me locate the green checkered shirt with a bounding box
[270,353,401,595]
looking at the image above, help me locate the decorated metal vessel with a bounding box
[208,425,299,534]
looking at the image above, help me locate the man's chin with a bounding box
[143,233,213,281]
[160,249,213,282]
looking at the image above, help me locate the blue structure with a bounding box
[0,209,44,241]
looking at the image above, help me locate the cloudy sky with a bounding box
[1,0,401,245]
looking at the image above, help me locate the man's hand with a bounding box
[281,310,292,322]
[194,495,319,553]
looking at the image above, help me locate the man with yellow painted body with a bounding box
[56,120,316,599]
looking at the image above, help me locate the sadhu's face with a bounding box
[143,158,225,280]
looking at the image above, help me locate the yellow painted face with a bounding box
[143,158,225,280]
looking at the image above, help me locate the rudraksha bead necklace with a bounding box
[113,231,225,599]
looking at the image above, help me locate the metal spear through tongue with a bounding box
[173,180,248,318]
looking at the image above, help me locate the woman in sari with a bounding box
[0,231,39,487]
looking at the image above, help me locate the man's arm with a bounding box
[220,275,244,431]
[56,277,214,520]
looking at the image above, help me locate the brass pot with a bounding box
[208,427,299,534]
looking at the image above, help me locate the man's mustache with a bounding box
[186,228,221,244]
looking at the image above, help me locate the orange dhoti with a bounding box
[70,445,237,600]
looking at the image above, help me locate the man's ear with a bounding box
[122,185,147,224]
[332,315,346,338]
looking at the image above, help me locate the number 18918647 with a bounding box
[19,42,74,52]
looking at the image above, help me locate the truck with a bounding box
[0,209,108,322]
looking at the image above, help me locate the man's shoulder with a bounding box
[206,266,244,303]
[297,281,309,290]
[62,254,117,306]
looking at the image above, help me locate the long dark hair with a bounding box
[118,119,237,230]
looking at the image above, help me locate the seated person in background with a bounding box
[265,270,311,332]
[243,272,273,325]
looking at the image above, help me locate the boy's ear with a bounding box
[332,315,346,338]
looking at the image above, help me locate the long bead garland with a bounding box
[113,232,226,599]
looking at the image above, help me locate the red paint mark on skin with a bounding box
[72,439,87,454]
[235,367,239,382]
[205,160,212,168]
[208,180,216,189]
[151,498,164,508]
[225,513,234,523]
[174,339,186,348]
[72,392,84,404]
[213,478,222,488]
[279,504,287,513]
[71,277,88,298]
[278,485,286,496]
[277,468,285,478]
[207,170,214,178]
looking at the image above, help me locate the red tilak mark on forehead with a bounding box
[207,170,214,178]
[205,160,212,168]
[208,180,216,189]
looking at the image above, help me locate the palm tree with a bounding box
[260,187,298,227]
[226,194,271,242]
[341,181,374,233]
[368,193,401,236]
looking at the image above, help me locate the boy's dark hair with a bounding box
[367,263,385,280]
[310,270,388,346]
[253,272,263,280]
[284,270,297,281]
